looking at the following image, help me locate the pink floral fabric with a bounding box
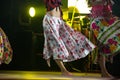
[90,17,120,55]
[42,14,96,62]
[91,0,112,18]
[0,28,13,65]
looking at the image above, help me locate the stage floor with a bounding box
[0,71,119,80]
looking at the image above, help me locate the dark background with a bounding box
[0,0,47,71]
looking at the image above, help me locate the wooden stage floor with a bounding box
[0,71,119,80]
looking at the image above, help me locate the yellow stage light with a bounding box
[29,7,35,17]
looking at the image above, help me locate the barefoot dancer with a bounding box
[89,0,120,77]
[42,0,96,76]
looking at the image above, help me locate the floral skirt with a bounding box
[0,28,13,65]
[91,18,120,55]
[43,14,96,62]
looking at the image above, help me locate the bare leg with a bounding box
[54,59,73,76]
[47,59,51,67]
[99,55,113,77]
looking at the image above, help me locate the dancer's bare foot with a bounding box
[101,73,113,78]
[62,71,73,76]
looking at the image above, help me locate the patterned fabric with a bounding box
[0,28,13,64]
[42,14,96,62]
[91,0,112,18]
[90,17,120,55]
[44,0,62,11]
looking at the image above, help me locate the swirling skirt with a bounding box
[43,14,96,62]
[91,18,120,55]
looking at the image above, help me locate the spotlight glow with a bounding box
[29,7,35,17]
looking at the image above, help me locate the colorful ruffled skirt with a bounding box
[0,28,13,65]
[42,14,96,62]
[90,17,120,55]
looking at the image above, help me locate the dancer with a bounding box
[0,27,13,65]
[89,0,120,77]
[42,0,96,76]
